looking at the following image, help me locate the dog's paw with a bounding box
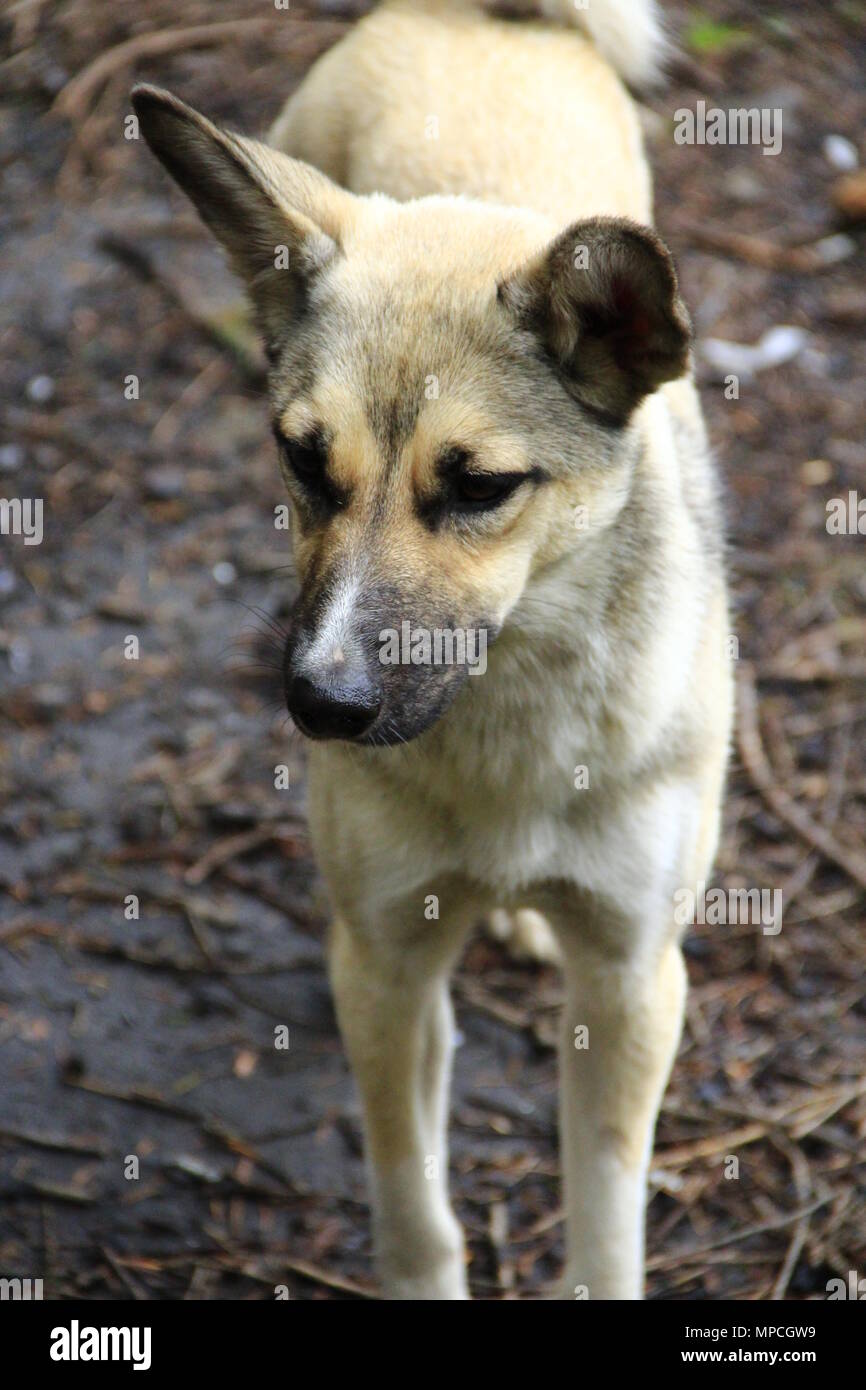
[380,1234,469,1301]
[382,1265,469,1300]
[485,908,561,965]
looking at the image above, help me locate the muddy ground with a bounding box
[1,0,864,1299]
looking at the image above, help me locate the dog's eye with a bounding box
[283,436,324,483]
[455,472,521,508]
[419,447,541,529]
[273,427,346,509]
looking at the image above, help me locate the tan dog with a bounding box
[133,0,732,1300]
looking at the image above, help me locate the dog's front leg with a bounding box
[329,914,469,1300]
[552,902,687,1300]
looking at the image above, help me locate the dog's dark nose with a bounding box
[287,672,382,740]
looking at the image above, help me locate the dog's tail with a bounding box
[400,1,668,90]
[539,0,668,88]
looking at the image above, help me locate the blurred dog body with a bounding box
[133,0,732,1299]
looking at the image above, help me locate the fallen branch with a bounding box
[653,1123,768,1170]
[61,1070,309,1197]
[737,664,866,891]
[770,1136,812,1300]
[98,232,264,381]
[0,1125,107,1157]
[101,1247,150,1301]
[676,219,848,273]
[185,824,286,887]
[52,20,279,122]
[646,1195,832,1271]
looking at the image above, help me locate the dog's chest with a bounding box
[385,646,616,888]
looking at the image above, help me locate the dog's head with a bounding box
[133,86,691,745]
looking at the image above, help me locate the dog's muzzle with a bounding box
[285,662,383,741]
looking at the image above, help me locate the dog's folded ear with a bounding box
[131,85,356,356]
[497,217,691,424]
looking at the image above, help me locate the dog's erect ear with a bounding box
[131,84,356,355]
[498,217,691,424]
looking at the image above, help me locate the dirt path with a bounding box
[1,1,864,1298]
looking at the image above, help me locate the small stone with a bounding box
[143,465,185,500]
[32,682,69,711]
[9,637,30,673]
[753,325,810,367]
[212,560,236,586]
[701,325,809,381]
[26,375,55,404]
[812,233,856,266]
[799,458,833,487]
[0,444,24,473]
[186,687,222,713]
[724,168,762,203]
[175,1154,222,1183]
[823,134,858,172]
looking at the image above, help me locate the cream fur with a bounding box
[273,0,731,1301]
[133,0,732,1301]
